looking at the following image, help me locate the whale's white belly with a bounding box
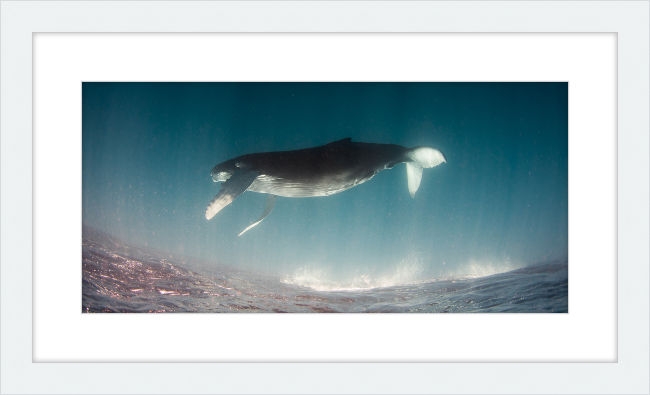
[247,172,376,198]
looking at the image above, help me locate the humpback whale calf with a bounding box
[206,138,446,235]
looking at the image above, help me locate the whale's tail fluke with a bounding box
[405,147,447,198]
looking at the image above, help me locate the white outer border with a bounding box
[2,1,648,395]
[33,33,613,363]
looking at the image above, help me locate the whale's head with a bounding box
[210,159,238,183]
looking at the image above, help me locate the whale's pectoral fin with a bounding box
[405,147,447,198]
[238,194,276,236]
[205,168,259,220]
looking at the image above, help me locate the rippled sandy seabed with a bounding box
[83,227,568,313]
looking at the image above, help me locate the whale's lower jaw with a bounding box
[246,174,375,198]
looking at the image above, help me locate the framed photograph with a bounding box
[2,1,648,394]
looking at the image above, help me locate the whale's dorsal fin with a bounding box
[205,167,259,220]
[238,194,276,236]
[328,138,352,145]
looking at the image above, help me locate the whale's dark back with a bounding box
[238,138,409,180]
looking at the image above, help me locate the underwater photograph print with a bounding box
[82,82,568,313]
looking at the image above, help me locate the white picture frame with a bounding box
[2,1,648,394]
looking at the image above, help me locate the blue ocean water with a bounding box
[82,82,568,313]
[82,226,567,313]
